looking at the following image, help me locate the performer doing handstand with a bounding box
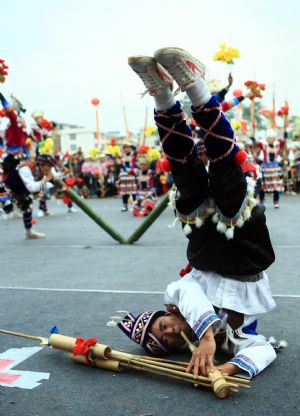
[118,47,276,379]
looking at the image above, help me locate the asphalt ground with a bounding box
[0,194,299,416]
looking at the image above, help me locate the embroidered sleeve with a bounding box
[19,166,44,194]
[164,277,221,339]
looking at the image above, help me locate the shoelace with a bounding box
[138,71,165,98]
[167,59,205,93]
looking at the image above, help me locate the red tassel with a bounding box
[234,150,247,166]
[73,336,97,365]
[179,262,192,277]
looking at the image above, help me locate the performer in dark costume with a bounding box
[118,47,276,378]
[2,153,56,238]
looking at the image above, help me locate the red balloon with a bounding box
[91,98,100,106]
[233,89,243,98]
[160,158,172,172]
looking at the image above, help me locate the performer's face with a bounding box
[123,145,131,153]
[39,163,52,175]
[150,313,191,349]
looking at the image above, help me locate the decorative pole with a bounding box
[121,95,130,138]
[140,103,148,146]
[272,85,276,128]
[91,98,101,148]
[250,100,256,136]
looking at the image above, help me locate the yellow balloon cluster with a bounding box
[39,138,54,155]
[144,126,157,137]
[231,120,242,131]
[148,148,161,161]
[106,144,121,157]
[88,148,101,160]
[213,43,240,64]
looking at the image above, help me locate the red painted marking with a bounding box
[0,359,14,370]
[186,60,201,74]
[156,68,172,82]
[0,373,21,384]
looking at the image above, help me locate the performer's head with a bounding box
[118,308,193,355]
[31,109,44,124]
[36,154,56,175]
[266,129,277,145]
[122,140,135,154]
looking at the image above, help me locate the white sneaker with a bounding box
[44,211,54,216]
[68,207,77,213]
[37,210,45,218]
[128,55,173,96]
[26,230,46,239]
[154,47,206,91]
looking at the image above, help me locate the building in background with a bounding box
[53,124,126,154]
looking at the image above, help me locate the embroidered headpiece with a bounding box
[118,310,170,355]
[36,154,56,166]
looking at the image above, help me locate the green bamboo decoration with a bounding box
[126,192,170,244]
[52,178,126,244]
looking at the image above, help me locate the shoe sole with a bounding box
[154,47,206,76]
[128,55,156,66]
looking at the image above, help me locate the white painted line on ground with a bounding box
[0,244,299,249]
[0,286,299,298]
[0,245,183,249]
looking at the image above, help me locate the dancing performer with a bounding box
[132,156,157,217]
[118,141,137,212]
[119,47,276,378]
[256,130,285,208]
[2,153,56,238]
[0,93,27,154]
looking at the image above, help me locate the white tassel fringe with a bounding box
[195,217,203,228]
[216,221,227,234]
[183,223,192,235]
[225,227,234,240]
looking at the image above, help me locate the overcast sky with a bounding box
[1,0,299,135]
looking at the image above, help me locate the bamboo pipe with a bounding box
[0,328,48,346]
[70,354,124,372]
[120,362,212,389]
[140,356,250,386]
[180,331,231,398]
[109,352,247,389]
[129,357,248,388]
[141,356,189,367]
[49,334,112,359]
[117,355,185,373]
[112,355,212,385]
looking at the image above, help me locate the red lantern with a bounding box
[233,89,243,98]
[91,98,100,106]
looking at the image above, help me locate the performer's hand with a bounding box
[45,171,53,182]
[165,304,180,314]
[228,72,233,86]
[186,327,216,378]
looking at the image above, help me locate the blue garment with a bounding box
[242,320,258,335]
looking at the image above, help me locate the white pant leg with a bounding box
[225,323,277,378]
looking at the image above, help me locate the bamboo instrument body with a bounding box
[180,331,232,398]
[0,329,250,399]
